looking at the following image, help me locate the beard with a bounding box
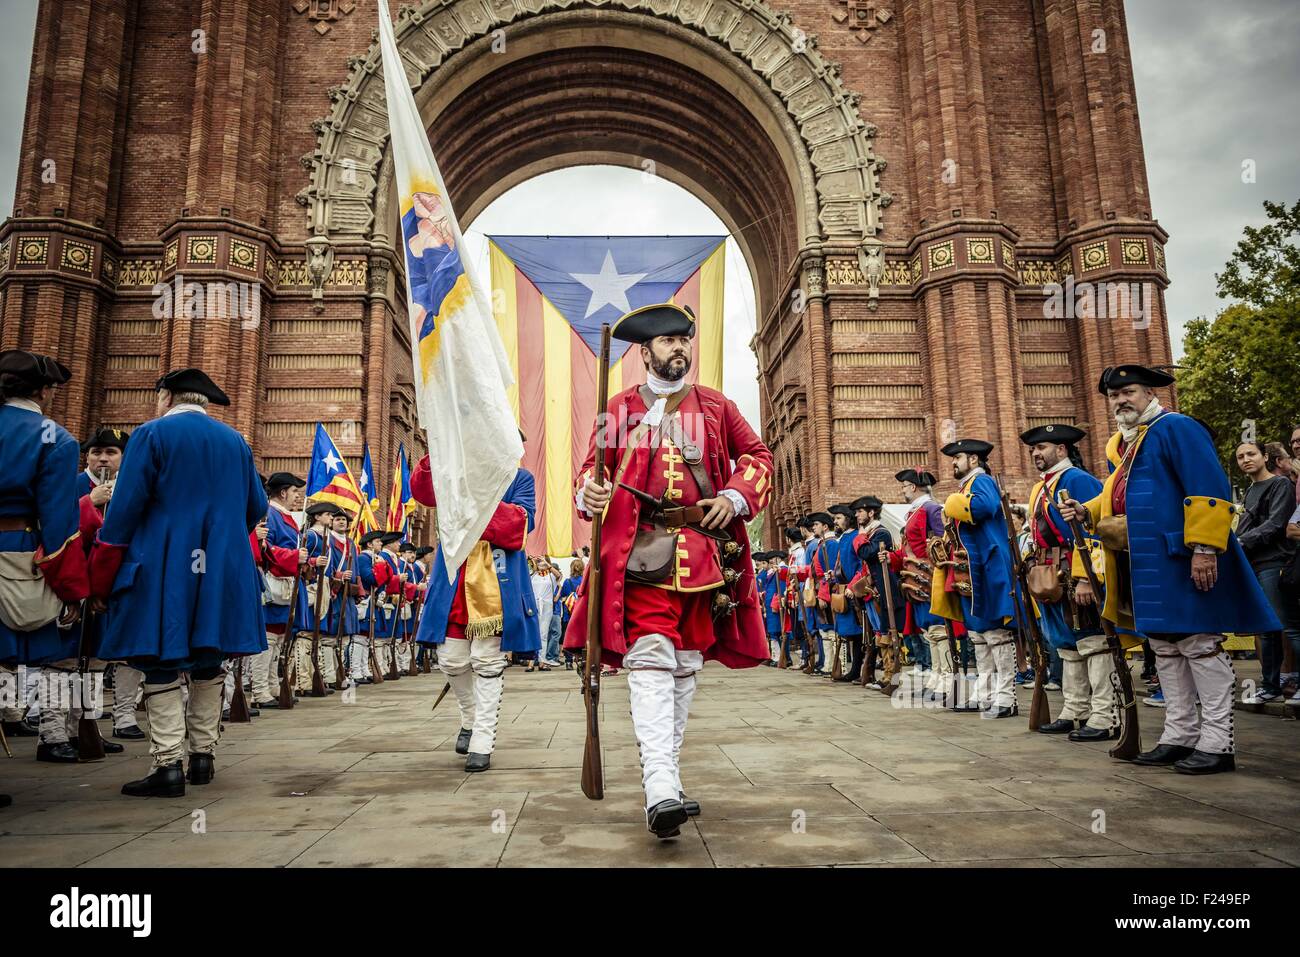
[1114,407,1141,429]
[649,351,690,381]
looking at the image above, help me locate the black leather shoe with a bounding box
[248,707,261,717]
[36,742,79,763]
[832,675,854,683]
[100,739,125,754]
[1038,718,1076,735]
[953,703,982,712]
[464,752,490,772]
[1133,743,1195,766]
[647,798,688,838]
[680,792,701,817]
[981,706,1015,719]
[187,753,215,785]
[2,719,37,738]
[254,699,278,709]
[122,761,185,798]
[0,794,10,808]
[221,710,231,721]
[455,728,472,755]
[112,725,146,741]
[1174,750,1235,775]
[1068,725,1111,742]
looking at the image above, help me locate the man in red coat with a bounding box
[564,303,773,838]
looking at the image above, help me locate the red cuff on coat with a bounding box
[78,496,103,552]
[482,502,527,550]
[266,543,301,578]
[87,539,127,600]
[37,536,90,603]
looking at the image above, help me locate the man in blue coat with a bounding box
[1018,425,1116,742]
[1061,365,1280,774]
[942,438,1018,717]
[829,505,865,682]
[412,457,541,772]
[89,368,267,797]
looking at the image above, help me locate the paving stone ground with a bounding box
[2,662,1299,867]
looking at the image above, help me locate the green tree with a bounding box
[1176,200,1300,477]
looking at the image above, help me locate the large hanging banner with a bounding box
[488,235,726,557]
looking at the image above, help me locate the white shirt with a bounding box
[530,573,554,637]
[163,402,208,418]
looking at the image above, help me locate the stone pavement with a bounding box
[2,663,1299,867]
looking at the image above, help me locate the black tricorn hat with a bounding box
[941,439,994,458]
[1097,364,1175,395]
[806,511,833,527]
[1020,423,1086,447]
[894,468,937,487]
[265,471,306,493]
[0,350,71,389]
[380,531,404,545]
[360,530,387,545]
[852,495,883,513]
[828,503,856,518]
[82,426,129,452]
[416,546,434,557]
[398,540,416,553]
[155,367,230,406]
[611,302,696,344]
[305,501,341,518]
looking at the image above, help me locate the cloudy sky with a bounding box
[1,0,1296,429]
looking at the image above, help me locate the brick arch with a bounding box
[299,0,889,312]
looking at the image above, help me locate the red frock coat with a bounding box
[563,384,773,668]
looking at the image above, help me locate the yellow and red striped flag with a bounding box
[488,235,725,556]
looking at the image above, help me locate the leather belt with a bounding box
[0,516,36,532]
[660,505,707,529]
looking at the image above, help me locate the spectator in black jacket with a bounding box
[1236,442,1298,701]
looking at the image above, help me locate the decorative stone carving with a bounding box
[302,0,888,245]
[856,238,884,310]
[294,0,356,37]
[830,0,892,44]
[304,236,335,313]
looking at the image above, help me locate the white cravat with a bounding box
[1117,397,1163,444]
[642,371,686,428]
[163,402,208,418]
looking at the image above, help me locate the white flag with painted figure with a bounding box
[376,0,523,580]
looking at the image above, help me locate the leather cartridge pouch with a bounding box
[1095,515,1128,552]
[627,526,678,585]
[1026,547,1064,603]
[830,586,848,615]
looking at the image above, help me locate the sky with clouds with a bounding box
[0,0,1295,431]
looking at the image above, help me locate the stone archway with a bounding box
[298,0,890,315]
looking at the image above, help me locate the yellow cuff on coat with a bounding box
[943,492,972,524]
[1183,495,1235,551]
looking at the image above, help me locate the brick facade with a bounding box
[0,0,1170,541]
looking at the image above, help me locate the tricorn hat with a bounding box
[265,471,306,494]
[1097,364,1175,395]
[82,426,129,452]
[0,350,71,390]
[852,495,883,513]
[360,530,387,545]
[941,439,994,458]
[894,468,937,488]
[155,367,230,406]
[305,502,341,518]
[611,302,696,344]
[1019,424,1086,447]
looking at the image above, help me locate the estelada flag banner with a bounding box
[305,423,365,520]
[358,442,379,512]
[386,443,413,537]
[377,0,524,580]
[488,235,726,557]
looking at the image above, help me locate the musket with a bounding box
[1056,489,1141,761]
[330,538,357,691]
[304,529,333,698]
[74,606,106,761]
[407,581,423,676]
[995,480,1051,730]
[580,323,612,801]
[365,566,384,685]
[277,523,309,711]
[386,566,405,681]
[875,540,903,696]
